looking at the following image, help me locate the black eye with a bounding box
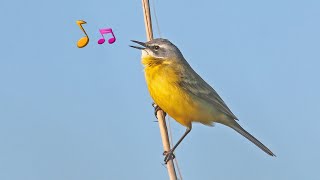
[153,45,160,50]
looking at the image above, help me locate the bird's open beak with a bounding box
[130,40,147,50]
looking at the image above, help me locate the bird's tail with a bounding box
[229,121,275,156]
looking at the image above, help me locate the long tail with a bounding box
[229,121,276,156]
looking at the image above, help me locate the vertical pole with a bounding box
[142,0,153,41]
[141,1,177,180]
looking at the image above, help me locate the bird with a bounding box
[130,38,275,163]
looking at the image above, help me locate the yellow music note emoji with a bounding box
[76,20,89,48]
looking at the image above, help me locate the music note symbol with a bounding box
[97,28,116,45]
[76,20,89,48]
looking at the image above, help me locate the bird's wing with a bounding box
[178,64,238,120]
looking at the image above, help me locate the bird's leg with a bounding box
[164,127,192,164]
[152,103,166,118]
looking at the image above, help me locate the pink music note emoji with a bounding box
[97,28,116,45]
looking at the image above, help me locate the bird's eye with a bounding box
[153,45,160,50]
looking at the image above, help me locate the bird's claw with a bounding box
[152,103,166,119]
[163,150,175,164]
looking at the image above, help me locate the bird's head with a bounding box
[130,38,184,65]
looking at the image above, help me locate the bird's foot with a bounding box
[163,150,175,164]
[152,103,166,119]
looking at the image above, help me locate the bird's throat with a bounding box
[141,56,170,68]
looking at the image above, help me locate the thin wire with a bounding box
[151,0,162,38]
[149,0,182,178]
[167,116,183,180]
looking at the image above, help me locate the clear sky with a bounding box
[0,0,319,179]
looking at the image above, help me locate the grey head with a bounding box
[130,38,184,61]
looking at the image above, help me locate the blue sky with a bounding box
[0,0,320,179]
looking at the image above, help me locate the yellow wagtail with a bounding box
[130,38,275,163]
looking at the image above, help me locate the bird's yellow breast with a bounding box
[142,56,213,128]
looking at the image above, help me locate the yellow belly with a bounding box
[144,61,214,128]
